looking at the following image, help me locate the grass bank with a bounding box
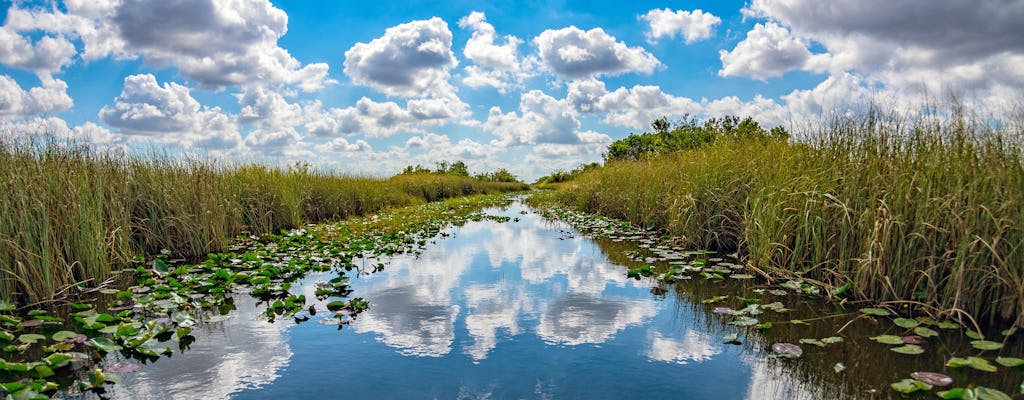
[557,111,1024,325]
[0,138,526,306]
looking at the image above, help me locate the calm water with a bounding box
[99,200,1023,399]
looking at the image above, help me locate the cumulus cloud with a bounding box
[344,17,458,97]
[457,11,533,92]
[640,8,721,44]
[304,95,468,138]
[0,27,77,77]
[0,76,73,119]
[99,74,241,150]
[718,23,820,80]
[566,79,701,129]
[484,90,590,146]
[5,1,128,61]
[534,26,660,79]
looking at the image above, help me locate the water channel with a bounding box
[96,199,1023,399]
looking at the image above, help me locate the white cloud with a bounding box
[457,11,533,93]
[304,95,468,138]
[484,90,582,146]
[5,0,129,61]
[0,27,77,77]
[344,17,458,97]
[534,26,660,79]
[718,23,819,80]
[0,75,73,119]
[236,86,303,129]
[640,8,721,44]
[567,79,701,129]
[99,74,241,150]
[315,137,372,153]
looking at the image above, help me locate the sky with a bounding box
[1,0,1022,181]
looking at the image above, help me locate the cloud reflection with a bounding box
[645,330,719,364]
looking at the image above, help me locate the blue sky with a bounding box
[1,1,1021,180]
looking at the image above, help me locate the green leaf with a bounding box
[893,317,919,328]
[966,330,983,339]
[870,335,904,345]
[891,344,925,355]
[31,364,54,378]
[0,330,14,342]
[821,336,843,344]
[937,388,966,399]
[17,334,45,344]
[937,320,959,329]
[88,337,122,353]
[44,352,73,368]
[799,338,824,347]
[914,326,939,338]
[970,340,1004,351]
[833,363,845,373]
[831,282,852,296]
[973,387,1012,400]
[729,274,755,279]
[890,379,931,394]
[728,316,760,327]
[995,357,1024,367]
[1001,327,1018,337]
[860,307,890,316]
[966,357,998,372]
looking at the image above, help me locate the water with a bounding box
[101,200,1023,399]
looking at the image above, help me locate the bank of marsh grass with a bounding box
[0,138,526,305]
[560,111,1024,324]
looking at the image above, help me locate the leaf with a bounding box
[870,334,905,345]
[891,344,925,355]
[833,363,845,373]
[17,334,45,344]
[43,353,73,368]
[966,357,998,372]
[1002,327,1018,337]
[831,282,852,296]
[966,330,983,339]
[914,326,939,338]
[937,320,959,329]
[51,331,78,341]
[910,371,952,387]
[821,336,843,344]
[890,379,931,394]
[701,295,728,304]
[729,316,760,327]
[729,274,755,279]
[996,357,1024,367]
[970,340,1004,351]
[800,338,825,347]
[973,387,1012,400]
[937,388,967,399]
[88,337,122,353]
[860,307,890,316]
[0,300,14,312]
[893,318,919,328]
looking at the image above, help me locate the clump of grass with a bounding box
[560,108,1024,324]
[0,136,526,306]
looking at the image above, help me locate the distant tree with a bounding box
[605,116,788,162]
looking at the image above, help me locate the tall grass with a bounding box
[560,110,1024,324]
[0,137,526,306]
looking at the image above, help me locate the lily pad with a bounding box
[51,331,78,341]
[893,318,919,328]
[995,357,1024,367]
[910,372,953,387]
[833,363,845,373]
[891,379,931,394]
[723,333,741,344]
[729,316,760,327]
[970,340,1004,351]
[947,356,998,372]
[966,330,984,339]
[771,343,802,358]
[729,274,755,280]
[914,326,939,338]
[870,334,904,345]
[18,334,45,344]
[903,335,927,345]
[891,344,925,355]
[88,337,123,353]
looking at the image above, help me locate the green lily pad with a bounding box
[88,337,123,353]
[18,334,45,344]
[995,357,1024,367]
[890,378,931,394]
[914,326,939,338]
[1002,327,1018,337]
[870,335,904,345]
[799,338,825,347]
[891,344,925,355]
[959,357,998,372]
[44,352,73,368]
[973,387,1012,400]
[966,330,983,339]
[860,307,890,316]
[729,274,755,279]
[729,316,760,327]
[31,364,54,378]
[893,318,919,328]
[833,363,845,373]
[0,331,14,342]
[937,320,959,329]
[937,388,967,399]
[971,340,1004,351]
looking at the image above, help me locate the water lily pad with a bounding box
[893,318,919,328]
[761,302,790,312]
[891,344,925,355]
[834,363,845,373]
[723,333,741,344]
[891,379,931,394]
[799,338,825,347]
[51,331,78,341]
[17,334,45,344]
[946,356,998,372]
[937,388,967,399]
[937,320,959,329]
[43,352,73,368]
[729,316,760,327]
[860,307,890,316]
[870,334,904,345]
[973,387,1012,400]
[1001,327,1018,337]
[995,357,1024,367]
[966,330,983,339]
[729,274,755,279]
[768,289,788,296]
[970,340,1004,350]
[910,372,953,387]
[20,319,43,328]
[771,343,802,358]
[903,335,927,345]
[914,326,939,338]
[88,337,123,353]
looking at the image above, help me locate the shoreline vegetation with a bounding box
[0,137,526,307]
[551,107,1024,326]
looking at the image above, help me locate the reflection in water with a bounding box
[645,330,719,365]
[463,282,522,360]
[107,296,291,400]
[537,293,657,345]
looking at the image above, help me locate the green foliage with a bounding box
[558,107,1024,324]
[534,162,600,185]
[605,115,789,162]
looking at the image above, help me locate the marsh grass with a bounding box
[561,109,1024,324]
[0,137,526,306]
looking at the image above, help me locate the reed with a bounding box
[560,109,1024,324]
[0,136,526,306]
